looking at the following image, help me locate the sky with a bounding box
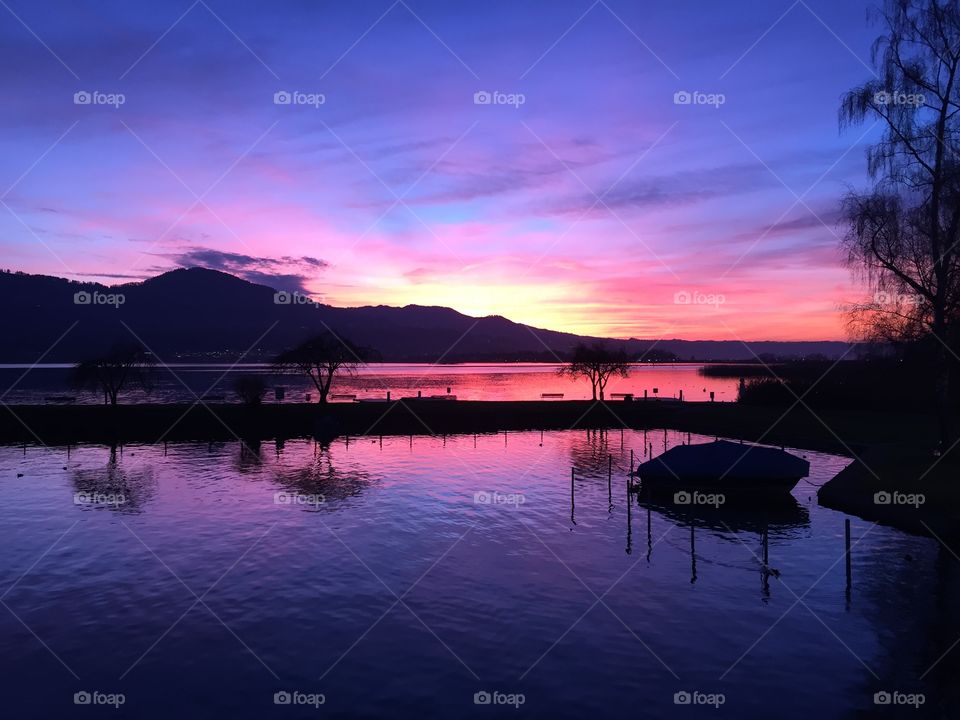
[0,0,889,340]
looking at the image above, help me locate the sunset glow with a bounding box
[0,0,882,339]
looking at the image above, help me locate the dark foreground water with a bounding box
[1,430,957,718]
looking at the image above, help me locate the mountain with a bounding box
[0,268,851,362]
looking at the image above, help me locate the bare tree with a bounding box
[559,342,632,400]
[840,0,960,450]
[273,332,375,403]
[71,343,156,406]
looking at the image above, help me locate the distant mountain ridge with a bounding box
[0,268,852,362]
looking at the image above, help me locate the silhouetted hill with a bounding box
[0,268,851,362]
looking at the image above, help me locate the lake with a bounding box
[0,363,739,404]
[1,429,955,718]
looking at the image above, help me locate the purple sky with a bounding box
[0,0,886,339]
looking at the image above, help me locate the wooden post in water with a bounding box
[646,505,652,561]
[845,519,852,590]
[570,467,576,524]
[690,525,697,584]
[540,429,544,446]
[630,448,634,473]
[608,454,613,505]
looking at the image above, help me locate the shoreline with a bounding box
[0,399,934,452]
[4,399,954,537]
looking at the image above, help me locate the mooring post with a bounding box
[630,448,634,472]
[387,390,391,401]
[845,519,852,589]
[762,525,769,566]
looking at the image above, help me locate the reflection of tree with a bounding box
[568,428,614,474]
[272,442,375,507]
[70,445,156,513]
[232,438,263,474]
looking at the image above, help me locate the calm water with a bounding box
[0,362,739,404]
[1,430,956,718]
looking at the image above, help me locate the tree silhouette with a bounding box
[559,342,632,400]
[273,332,375,403]
[233,375,268,406]
[840,0,960,450]
[71,343,156,406]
